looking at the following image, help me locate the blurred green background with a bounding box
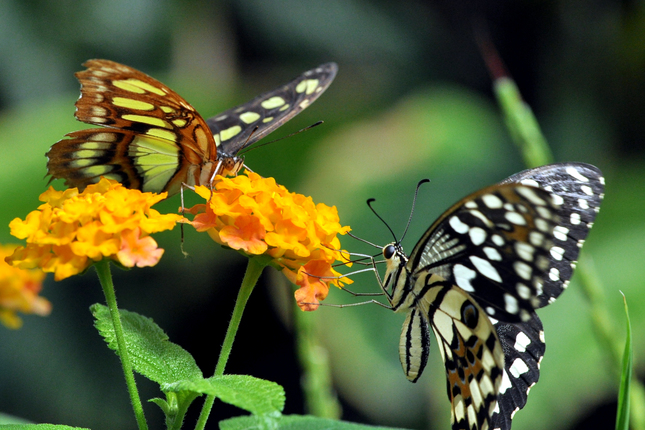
[0,1,643,429]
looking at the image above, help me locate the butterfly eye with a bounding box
[383,244,396,260]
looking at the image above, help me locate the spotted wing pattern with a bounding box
[489,313,545,430]
[377,162,604,430]
[47,59,337,196]
[207,62,337,157]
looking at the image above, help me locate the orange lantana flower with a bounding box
[0,244,51,328]
[6,179,183,281]
[187,171,351,310]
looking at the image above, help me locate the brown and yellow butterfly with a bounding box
[46,59,337,196]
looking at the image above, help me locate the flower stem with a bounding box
[94,259,148,430]
[194,257,267,430]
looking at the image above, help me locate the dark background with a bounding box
[0,1,643,429]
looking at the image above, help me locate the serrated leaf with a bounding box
[91,304,202,385]
[164,375,285,416]
[615,292,632,430]
[219,415,410,430]
[0,425,91,430]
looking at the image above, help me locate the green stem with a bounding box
[94,259,148,430]
[194,257,267,430]
[295,304,341,418]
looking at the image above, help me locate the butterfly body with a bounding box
[373,163,604,430]
[47,60,337,196]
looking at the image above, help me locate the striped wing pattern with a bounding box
[47,60,337,196]
[379,163,604,430]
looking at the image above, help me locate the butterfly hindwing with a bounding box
[46,129,189,194]
[413,278,504,430]
[490,313,545,430]
[207,62,338,156]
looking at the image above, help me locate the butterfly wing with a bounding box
[206,63,338,157]
[489,313,545,430]
[47,59,219,195]
[405,277,504,430]
[500,162,605,306]
[405,163,604,323]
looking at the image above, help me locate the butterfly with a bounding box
[46,59,337,196]
[369,163,604,430]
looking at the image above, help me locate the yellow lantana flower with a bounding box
[6,178,183,281]
[187,171,351,311]
[0,244,51,328]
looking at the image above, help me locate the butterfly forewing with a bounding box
[207,62,338,156]
[501,163,604,306]
[74,59,215,159]
[407,183,562,323]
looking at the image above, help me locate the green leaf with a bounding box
[219,415,410,430]
[0,425,91,430]
[163,375,285,416]
[615,292,632,430]
[90,304,203,385]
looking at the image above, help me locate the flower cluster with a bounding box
[0,244,51,328]
[6,179,183,281]
[187,171,351,310]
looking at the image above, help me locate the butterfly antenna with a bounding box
[366,198,399,243]
[400,179,430,243]
[238,121,324,156]
[347,231,382,250]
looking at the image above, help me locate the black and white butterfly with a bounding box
[363,163,604,430]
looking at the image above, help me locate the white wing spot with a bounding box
[514,261,532,280]
[578,198,590,209]
[486,306,496,316]
[464,201,478,209]
[454,264,477,292]
[570,212,581,225]
[499,371,513,394]
[514,331,531,352]
[551,193,564,206]
[520,179,539,187]
[536,218,550,232]
[510,358,530,377]
[515,242,535,261]
[553,225,569,241]
[481,194,503,209]
[470,256,502,282]
[550,246,565,261]
[449,215,469,234]
[516,187,547,205]
[581,185,594,196]
[483,247,502,261]
[505,211,526,225]
[516,283,531,300]
[549,267,560,281]
[566,166,589,182]
[529,231,544,246]
[536,206,553,219]
[468,227,487,246]
[492,234,505,246]
[504,293,519,314]
[470,210,494,227]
